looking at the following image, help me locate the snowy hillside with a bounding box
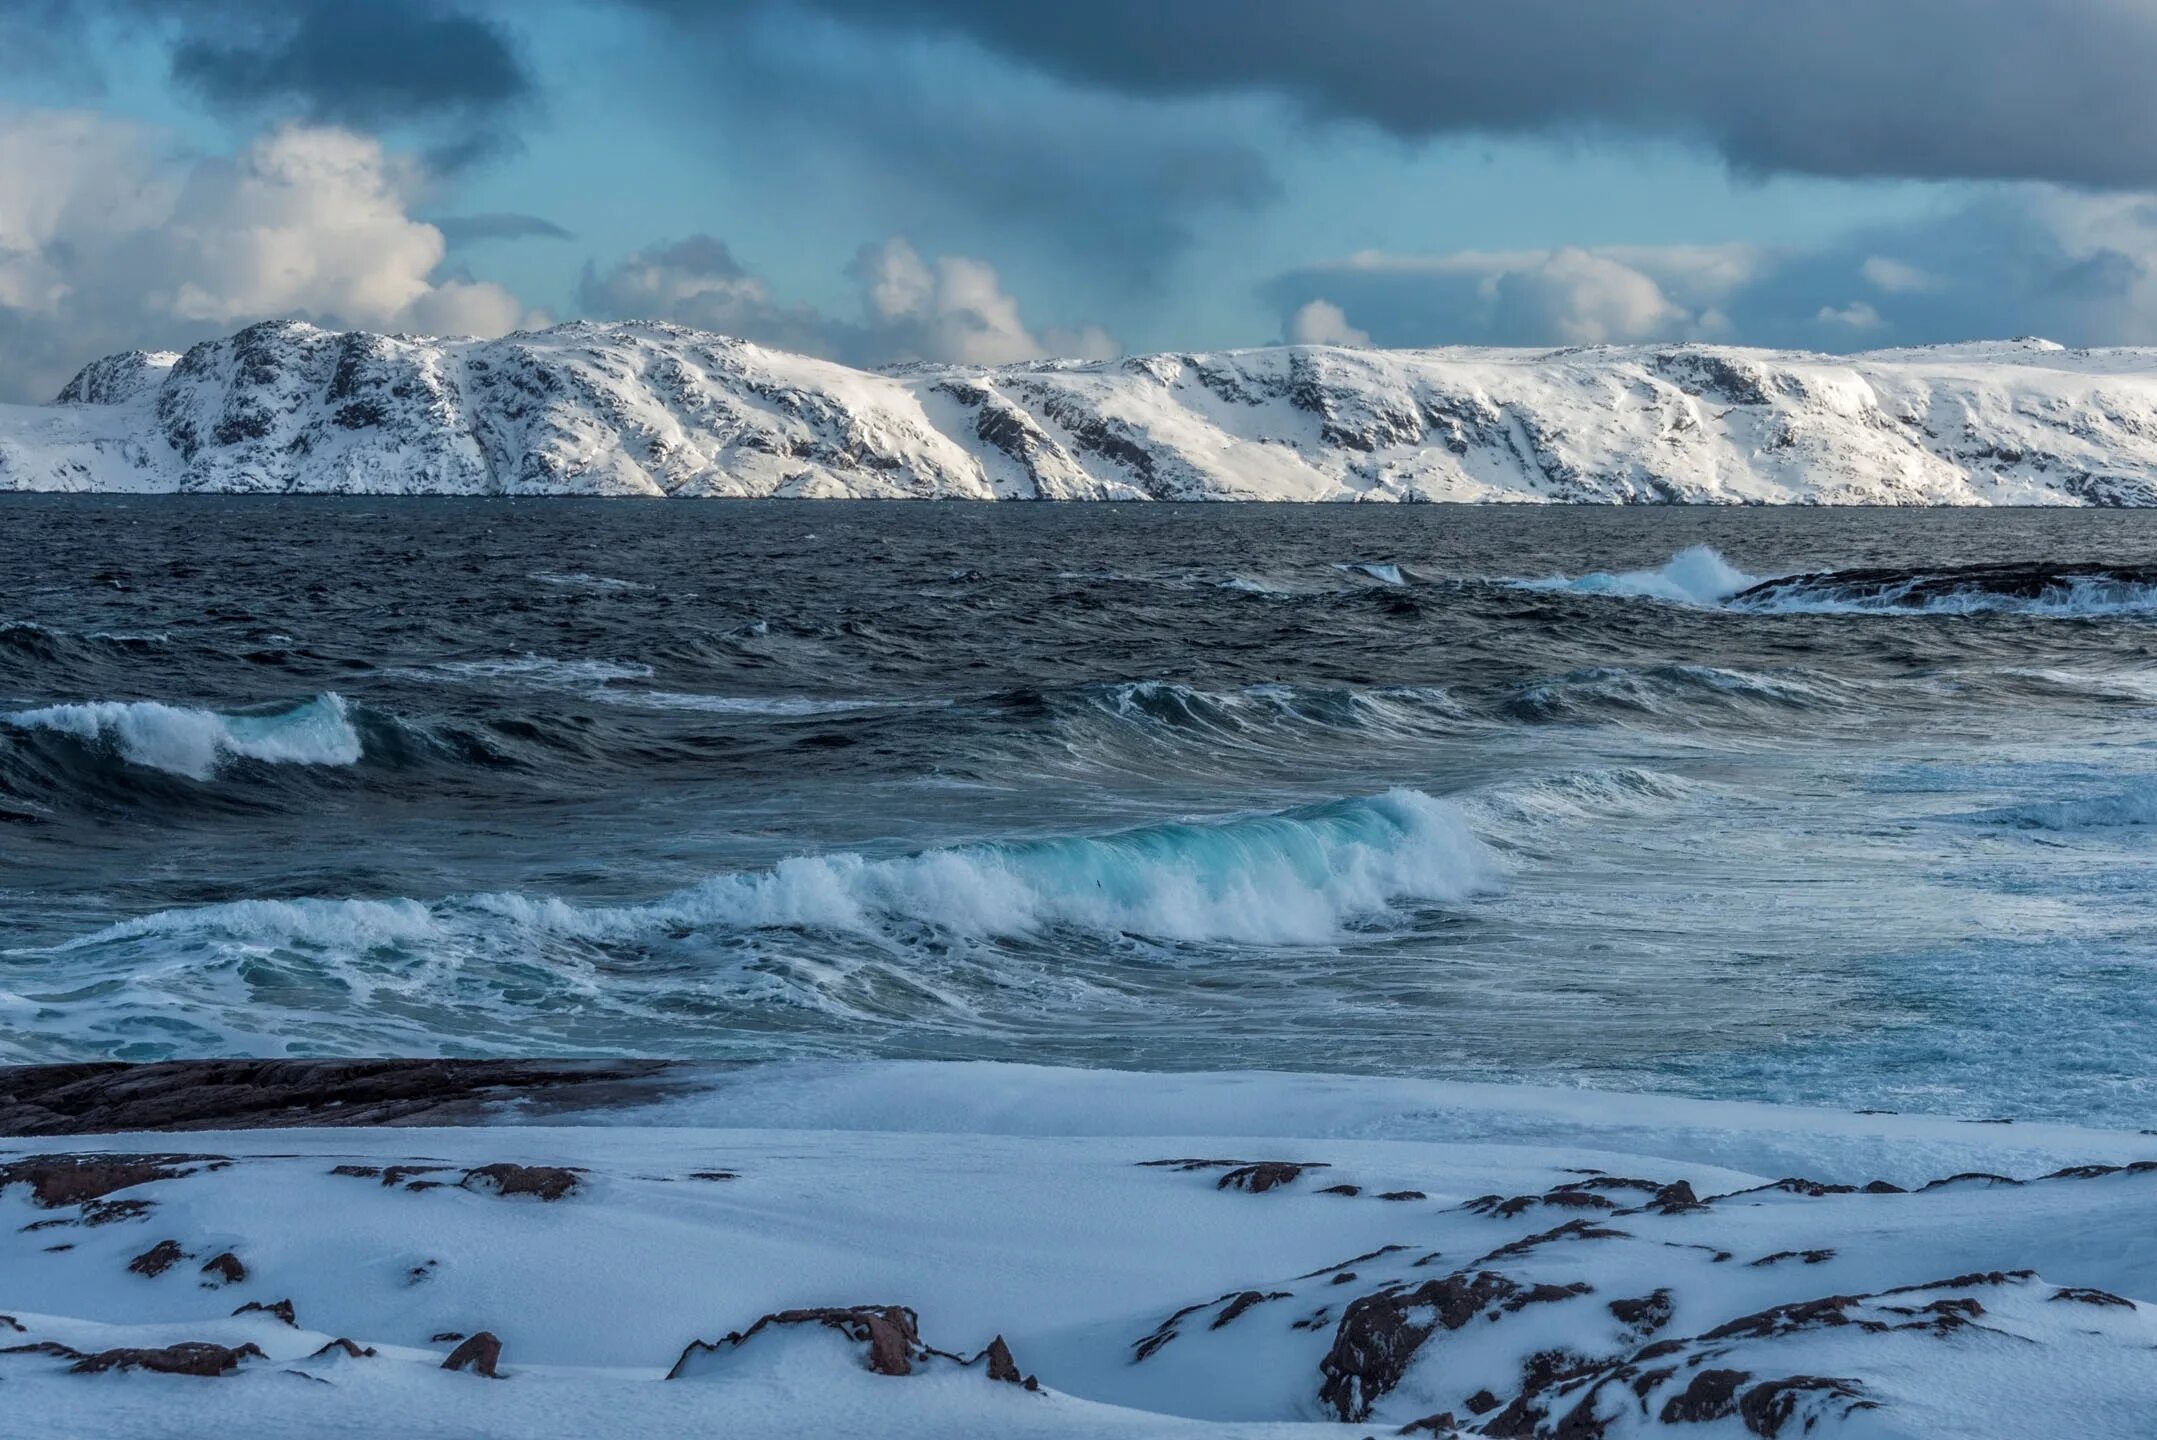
[11,320,2157,501]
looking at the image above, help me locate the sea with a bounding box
[5,497,2157,1128]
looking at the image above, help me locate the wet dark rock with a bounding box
[1216,1161,1328,1193]
[1739,1376,1876,1436]
[2050,1286,2135,1308]
[69,1341,266,1377]
[460,1163,583,1201]
[234,1298,297,1326]
[1659,1367,1752,1423]
[198,1251,246,1286]
[431,1331,467,1342]
[1318,1183,1363,1196]
[1916,1171,2023,1191]
[441,1331,503,1377]
[1318,1270,1592,1421]
[309,1338,376,1359]
[0,1153,220,1208]
[126,1239,186,1277]
[1749,1249,1837,1268]
[1608,1288,1674,1339]
[1377,1190,1428,1202]
[686,1170,738,1182]
[1861,1180,1907,1194]
[667,1305,941,1380]
[0,1059,674,1136]
[1211,1290,1291,1329]
[1476,1219,1630,1264]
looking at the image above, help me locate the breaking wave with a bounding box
[48,788,1499,957]
[1,694,363,781]
[1514,545,1760,605]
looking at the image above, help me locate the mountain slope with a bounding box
[10,320,2157,502]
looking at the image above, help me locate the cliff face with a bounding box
[10,319,2157,503]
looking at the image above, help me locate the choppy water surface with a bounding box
[7,498,2157,1125]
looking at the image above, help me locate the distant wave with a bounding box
[1,694,362,780]
[1332,561,1409,586]
[1513,545,1760,605]
[47,789,1499,957]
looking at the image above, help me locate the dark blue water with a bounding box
[6,497,2157,1126]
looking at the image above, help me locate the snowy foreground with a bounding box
[10,320,2157,502]
[4,1063,2154,1438]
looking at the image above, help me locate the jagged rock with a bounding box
[198,1252,246,1286]
[1318,1270,1593,1420]
[126,1240,186,1277]
[1216,1162,1327,1193]
[308,1338,376,1359]
[0,1058,672,1137]
[68,1342,265,1377]
[0,1153,220,1208]
[459,1163,583,1201]
[234,1298,297,1326]
[441,1331,503,1377]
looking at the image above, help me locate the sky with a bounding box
[4,0,2157,400]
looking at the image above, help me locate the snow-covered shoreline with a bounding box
[13,321,2157,503]
[5,1061,2153,1437]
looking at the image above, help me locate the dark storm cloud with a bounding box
[2,0,535,164]
[721,0,2157,190]
[434,212,576,245]
[167,2,531,126]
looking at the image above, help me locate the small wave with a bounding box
[48,789,1499,957]
[1460,765,1701,833]
[529,571,654,593]
[1514,545,1759,606]
[1730,563,2157,617]
[594,689,917,717]
[1069,679,1465,742]
[1334,561,1408,586]
[1,694,362,780]
[1508,664,1838,722]
[390,656,654,688]
[1961,784,2157,831]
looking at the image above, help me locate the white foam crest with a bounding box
[2,693,363,780]
[1516,545,1761,605]
[479,788,1499,947]
[58,896,442,952]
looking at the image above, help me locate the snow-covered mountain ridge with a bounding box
[11,319,2157,502]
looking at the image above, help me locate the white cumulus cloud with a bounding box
[1286,299,1371,347]
[0,109,533,401]
[581,233,1119,368]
